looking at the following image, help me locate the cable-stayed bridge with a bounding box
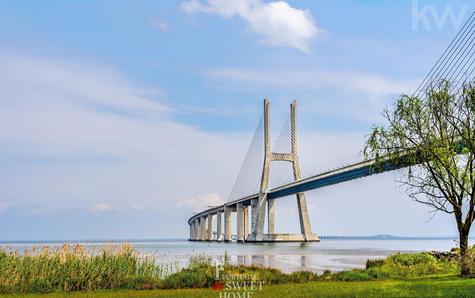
[188,11,475,242]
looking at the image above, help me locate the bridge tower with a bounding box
[248,99,319,242]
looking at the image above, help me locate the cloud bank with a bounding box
[0,52,249,234]
[181,0,320,52]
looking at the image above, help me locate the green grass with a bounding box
[0,244,171,293]
[0,243,470,296]
[328,252,459,281]
[2,277,475,298]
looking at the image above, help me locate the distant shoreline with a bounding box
[0,235,466,244]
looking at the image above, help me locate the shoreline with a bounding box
[0,238,462,274]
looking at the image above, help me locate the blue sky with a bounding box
[0,0,473,240]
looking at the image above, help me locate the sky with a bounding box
[0,0,473,240]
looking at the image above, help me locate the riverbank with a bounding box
[0,242,472,296]
[1,238,459,273]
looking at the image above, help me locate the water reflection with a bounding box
[252,255,266,267]
[301,255,308,269]
[232,254,311,272]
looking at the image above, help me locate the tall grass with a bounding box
[0,243,172,293]
[0,244,467,294]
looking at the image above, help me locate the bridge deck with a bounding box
[188,158,402,224]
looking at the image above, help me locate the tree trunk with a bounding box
[459,230,471,276]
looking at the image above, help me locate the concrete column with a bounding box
[267,199,275,234]
[196,218,200,240]
[237,203,244,242]
[255,192,268,241]
[197,218,201,240]
[216,211,223,241]
[207,214,213,241]
[254,99,271,241]
[193,220,198,240]
[224,206,232,242]
[203,216,208,240]
[296,193,312,240]
[189,223,193,240]
[250,198,258,238]
[195,220,199,240]
[200,216,207,241]
[243,207,248,241]
[290,100,314,241]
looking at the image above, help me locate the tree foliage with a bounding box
[365,80,475,276]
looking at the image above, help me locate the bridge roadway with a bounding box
[188,157,403,241]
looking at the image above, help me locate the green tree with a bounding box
[365,80,475,276]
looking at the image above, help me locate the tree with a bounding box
[364,80,475,276]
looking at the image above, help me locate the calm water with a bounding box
[1,238,461,273]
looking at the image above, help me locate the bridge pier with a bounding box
[207,214,213,241]
[195,219,200,240]
[201,215,208,241]
[267,199,275,234]
[197,217,201,240]
[237,203,244,242]
[190,221,196,240]
[216,211,223,241]
[250,198,258,239]
[224,206,232,242]
[194,220,199,240]
[195,220,199,240]
[243,207,248,241]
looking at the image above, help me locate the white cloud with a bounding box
[0,52,453,238]
[206,67,420,122]
[206,68,417,98]
[88,203,113,213]
[180,0,320,52]
[177,193,224,212]
[148,17,170,32]
[0,53,170,116]
[0,52,249,226]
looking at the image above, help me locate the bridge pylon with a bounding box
[247,99,319,242]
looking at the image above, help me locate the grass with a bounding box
[1,277,475,298]
[0,243,472,297]
[328,252,459,281]
[0,244,171,293]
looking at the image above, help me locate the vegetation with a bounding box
[0,244,169,293]
[329,252,458,282]
[0,243,474,295]
[365,80,475,276]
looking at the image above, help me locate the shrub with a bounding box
[125,276,161,290]
[382,252,457,277]
[365,267,390,279]
[388,253,435,266]
[318,269,333,280]
[252,267,289,284]
[162,269,212,289]
[366,258,385,269]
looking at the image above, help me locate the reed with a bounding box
[0,243,172,293]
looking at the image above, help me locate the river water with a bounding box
[1,238,460,273]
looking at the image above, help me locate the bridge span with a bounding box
[188,100,404,243]
[187,10,475,242]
